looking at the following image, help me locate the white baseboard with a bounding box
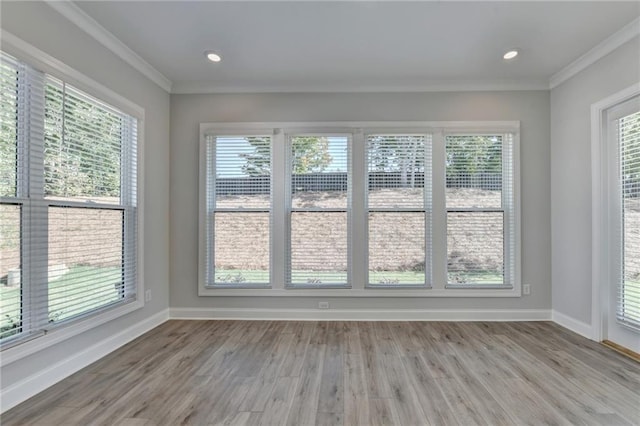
[551,310,594,340]
[0,309,169,413]
[170,307,551,322]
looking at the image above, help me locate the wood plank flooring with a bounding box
[2,320,639,425]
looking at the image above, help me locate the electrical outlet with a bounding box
[145,289,152,302]
[523,284,531,295]
[318,301,329,309]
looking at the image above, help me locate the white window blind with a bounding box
[205,135,271,287]
[445,134,514,287]
[287,135,350,287]
[0,51,138,345]
[617,110,640,328]
[366,134,431,287]
[0,53,22,340]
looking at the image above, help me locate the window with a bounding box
[0,54,21,340]
[366,134,431,287]
[199,122,519,296]
[445,134,515,287]
[0,51,139,345]
[615,108,640,328]
[287,135,350,287]
[203,135,272,287]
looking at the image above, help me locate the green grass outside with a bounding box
[0,265,121,339]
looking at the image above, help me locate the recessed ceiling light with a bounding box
[205,51,222,63]
[503,50,519,60]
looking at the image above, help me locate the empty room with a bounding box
[1,1,639,424]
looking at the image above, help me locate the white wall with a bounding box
[170,91,551,312]
[0,2,170,391]
[551,38,640,325]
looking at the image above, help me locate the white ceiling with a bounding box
[73,1,640,93]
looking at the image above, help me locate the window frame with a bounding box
[202,131,274,289]
[0,33,145,366]
[285,131,353,289]
[199,121,520,297]
[364,132,433,289]
[443,132,516,289]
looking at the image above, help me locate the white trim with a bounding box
[170,307,551,322]
[201,121,521,133]
[172,79,549,95]
[1,30,144,120]
[551,310,594,340]
[44,1,172,93]
[591,82,640,342]
[550,17,640,89]
[0,301,143,367]
[198,288,520,297]
[0,309,169,413]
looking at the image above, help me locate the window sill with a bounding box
[0,299,143,367]
[198,287,521,298]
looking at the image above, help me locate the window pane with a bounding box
[369,212,425,286]
[0,56,18,198]
[447,212,504,285]
[290,212,347,285]
[291,136,348,209]
[48,207,123,323]
[214,212,269,285]
[44,78,123,204]
[215,136,271,209]
[446,135,502,208]
[0,204,21,340]
[367,135,427,209]
[621,111,640,324]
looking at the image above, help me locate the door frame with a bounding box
[591,82,640,341]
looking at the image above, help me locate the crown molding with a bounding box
[45,0,172,92]
[550,16,640,89]
[171,79,549,94]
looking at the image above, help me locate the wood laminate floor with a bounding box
[2,320,639,426]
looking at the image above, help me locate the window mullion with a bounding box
[206,134,215,286]
[502,133,511,287]
[431,130,447,289]
[271,129,286,290]
[351,129,366,290]
[424,132,433,288]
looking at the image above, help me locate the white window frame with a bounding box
[364,132,433,289]
[202,131,274,289]
[0,32,145,366]
[199,121,520,297]
[285,131,352,289]
[444,132,516,289]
